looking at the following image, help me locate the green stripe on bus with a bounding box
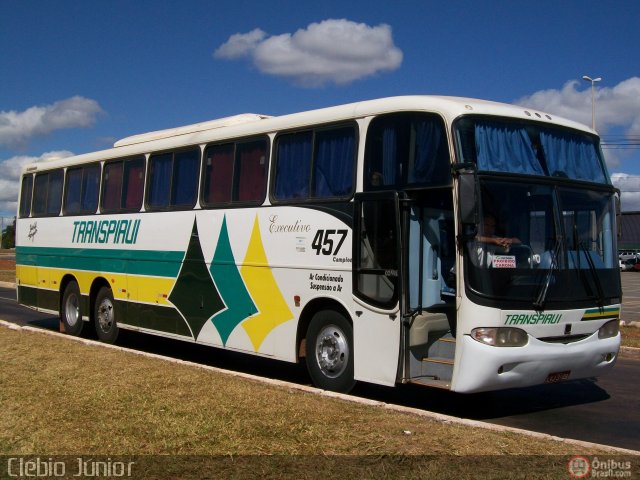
[16,246,185,277]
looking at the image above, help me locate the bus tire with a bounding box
[61,281,84,336]
[94,286,118,344]
[306,310,356,393]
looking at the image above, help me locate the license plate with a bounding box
[545,370,571,383]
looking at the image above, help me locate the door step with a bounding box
[421,356,454,365]
[408,377,451,389]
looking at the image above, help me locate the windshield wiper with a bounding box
[578,241,605,307]
[533,239,561,311]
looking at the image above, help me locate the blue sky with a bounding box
[1,0,639,225]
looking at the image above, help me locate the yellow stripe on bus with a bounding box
[16,265,176,306]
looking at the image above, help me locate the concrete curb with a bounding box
[1,319,638,456]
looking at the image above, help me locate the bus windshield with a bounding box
[464,178,620,309]
[455,116,607,182]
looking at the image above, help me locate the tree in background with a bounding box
[1,217,16,249]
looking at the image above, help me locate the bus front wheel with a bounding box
[94,286,118,344]
[306,310,356,393]
[61,281,84,336]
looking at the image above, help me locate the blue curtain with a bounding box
[275,133,312,199]
[539,131,605,182]
[64,169,82,214]
[380,128,397,186]
[314,128,355,197]
[47,170,63,215]
[82,165,100,212]
[475,122,544,175]
[149,154,172,208]
[410,120,450,185]
[172,150,199,206]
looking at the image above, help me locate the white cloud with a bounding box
[214,28,267,59]
[0,96,103,149]
[214,19,403,87]
[611,173,640,212]
[0,151,74,216]
[515,77,640,169]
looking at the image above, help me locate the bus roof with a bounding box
[21,95,596,173]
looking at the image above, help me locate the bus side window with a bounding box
[19,175,34,218]
[64,164,99,215]
[312,127,355,198]
[364,113,450,191]
[171,149,199,207]
[32,170,63,217]
[123,157,145,211]
[202,138,268,207]
[203,143,234,205]
[273,132,312,200]
[236,139,268,203]
[147,148,199,210]
[272,125,356,203]
[102,157,145,213]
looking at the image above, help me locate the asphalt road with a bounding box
[0,285,638,452]
[621,271,640,324]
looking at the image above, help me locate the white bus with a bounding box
[15,96,622,393]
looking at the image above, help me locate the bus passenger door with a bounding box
[352,192,402,386]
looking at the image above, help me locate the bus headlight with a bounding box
[598,319,620,339]
[471,327,528,347]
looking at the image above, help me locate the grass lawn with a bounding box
[1,325,631,479]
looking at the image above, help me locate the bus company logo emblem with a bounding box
[71,219,141,245]
[567,456,591,478]
[28,222,38,241]
[504,312,562,326]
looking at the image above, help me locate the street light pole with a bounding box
[582,75,601,130]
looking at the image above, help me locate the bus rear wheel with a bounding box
[61,281,84,336]
[94,286,118,343]
[306,310,355,393]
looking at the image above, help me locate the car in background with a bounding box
[620,257,639,271]
[619,250,640,260]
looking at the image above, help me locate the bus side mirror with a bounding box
[454,164,479,237]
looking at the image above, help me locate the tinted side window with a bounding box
[32,170,63,217]
[203,144,234,205]
[123,158,144,211]
[201,138,268,207]
[64,164,100,215]
[64,168,83,214]
[102,162,123,212]
[313,127,355,198]
[172,149,199,207]
[147,149,200,210]
[236,140,268,203]
[272,125,356,202]
[148,153,173,209]
[19,175,33,218]
[102,157,145,213]
[364,113,450,191]
[274,132,312,200]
